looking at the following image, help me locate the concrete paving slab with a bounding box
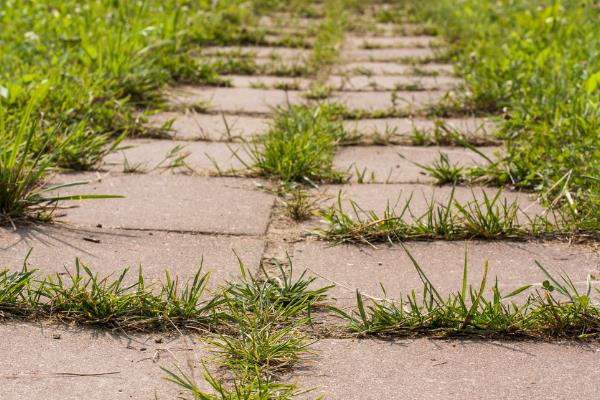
[315,183,543,221]
[333,145,500,184]
[344,35,439,49]
[146,112,269,141]
[201,46,310,61]
[291,338,600,400]
[336,62,454,76]
[103,139,251,174]
[343,47,436,62]
[330,91,447,111]
[168,86,303,115]
[0,322,210,400]
[328,75,461,91]
[343,118,497,144]
[0,225,264,285]
[293,240,600,308]
[49,174,274,235]
[226,75,311,90]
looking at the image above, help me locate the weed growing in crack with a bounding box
[242,104,348,184]
[337,244,600,339]
[417,152,465,185]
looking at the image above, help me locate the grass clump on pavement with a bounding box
[338,245,600,340]
[245,104,348,185]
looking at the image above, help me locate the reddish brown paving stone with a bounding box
[343,117,497,143]
[330,90,447,111]
[293,240,600,308]
[333,145,500,184]
[344,35,440,49]
[0,323,210,400]
[146,112,269,141]
[290,338,600,400]
[226,75,311,90]
[50,174,274,235]
[335,62,454,76]
[315,183,544,220]
[328,75,462,91]
[343,47,436,62]
[103,139,251,174]
[0,225,264,285]
[167,86,303,115]
[200,46,310,61]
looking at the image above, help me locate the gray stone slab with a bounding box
[291,338,600,400]
[0,322,210,400]
[0,225,264,285]
[343,47,436,62]
[336,62,454,76]
[226,75,311,90]
[333,146,500,183]
[50,174,274,235]
[328,75,461,91]
[146,112,269,141]
[293,240,600,308]
[168,86,303,115]
[330,91,447,111]
[344,35,439,49]
[104,139,250,174]
[343,118,497,143]
[316,183,543,221]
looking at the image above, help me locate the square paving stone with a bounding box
[329,75,461,91]
[333,145,500,184]
[103,139,251,175]
[343,117,497,144]
[344,35,439,49]
[335,62,454,76]
[343,47,436,62]
[146,112,269,141]
[0,225,264,285]
[290,338,600,400]
[49,174,274,235]
[0,322,211,400]
[293,240,600,308]
[330,90,446,111]
[168,87,303,115]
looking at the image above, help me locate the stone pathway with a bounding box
[2,3,600,400]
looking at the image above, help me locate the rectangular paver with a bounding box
[330,90,447,111]
[49,174,274,235]
[0,225,264,285]
[328,75,461,91]
[0,323,209,400]
[290,338,600,400]
[103,139,250,174]
[344,35,439,49]
[293,240,599,308]
[335,62,454,76]
[168,87,303,115]
[333,145,499,184]
[343,47,436,62]
[146,112,269,141]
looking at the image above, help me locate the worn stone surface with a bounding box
[50,174,274,235]
[335,62,454,76]
[333,145,500,183]
[343,47,436,62]
[103,139,251,174]
[329,75,461,91]
[291,338,600,400]
[226,75,311,90]
[168,86,303,115]
[293,240,600,308]
[343,117,497,143]
[344,35,439,49]
[330,90,446,111]
[146,112,269,141]
[0,322,210,400]
[201,46,310,61]
[0,225,263,284]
